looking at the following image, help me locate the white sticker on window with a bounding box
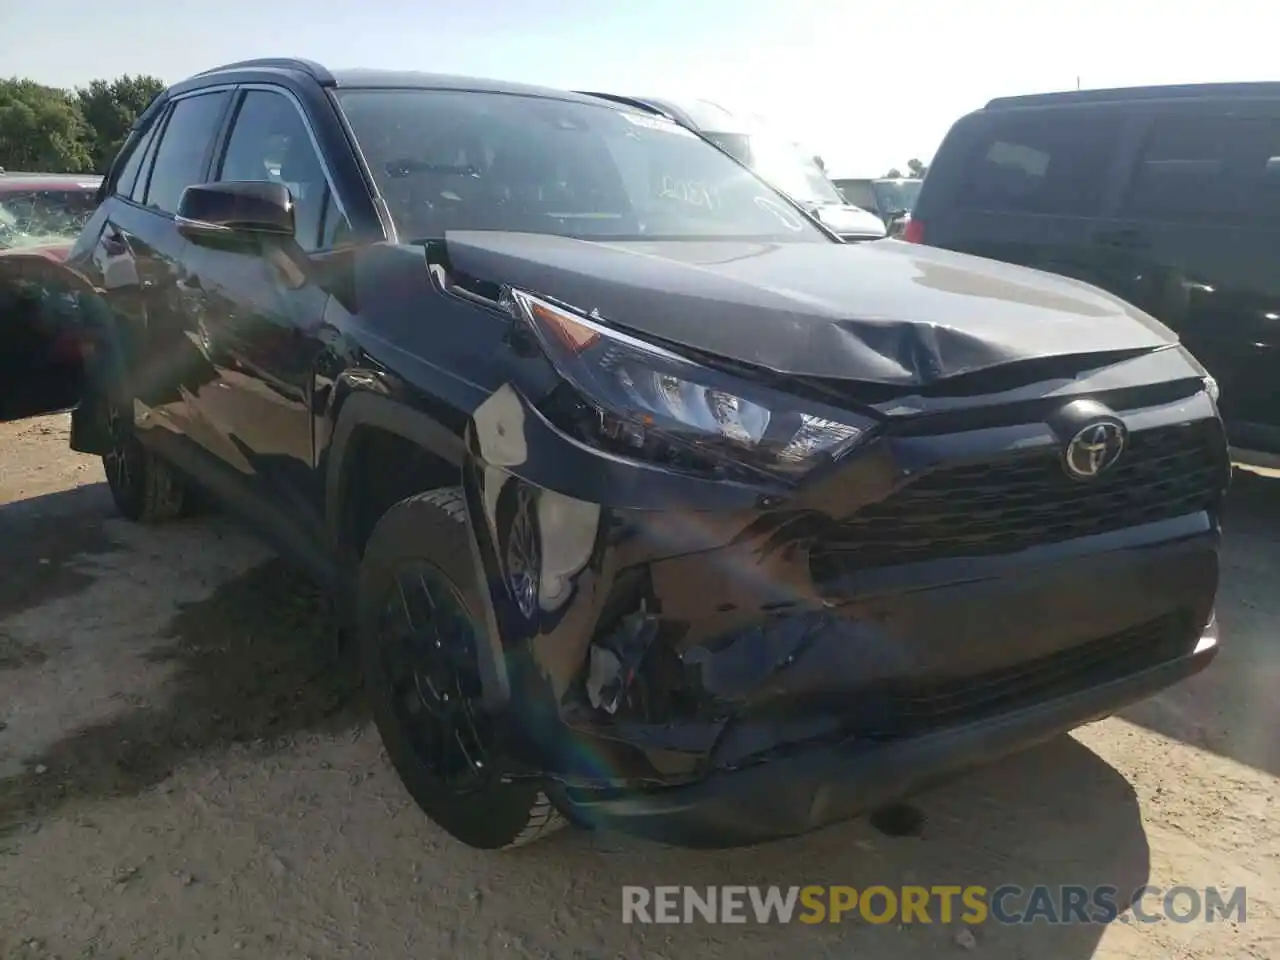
[619,112,696,136]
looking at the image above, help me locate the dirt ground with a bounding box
[0,414,1276,960]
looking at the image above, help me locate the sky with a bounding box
[3,0,1278,178]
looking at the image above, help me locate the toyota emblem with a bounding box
[1064,421,1127,479]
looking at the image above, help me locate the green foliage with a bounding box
[0,73,165,175]
[884,158,929,180]
[76,74,166,173]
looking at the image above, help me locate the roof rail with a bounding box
[986,80,1280,109]
[574,91,674,120]
[192,57,334,85]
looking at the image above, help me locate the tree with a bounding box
[883,159,930,179]
[76,74,165,173]
[0,78,94,173]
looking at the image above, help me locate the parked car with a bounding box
[0,172,102,419]
[4,59,1228,852]
[906,81,1280,472]
[833,176,923,234]
[577,92,888,242]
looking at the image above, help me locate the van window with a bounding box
[959,112,1120,216]
[837,180,879,211]
[1122,115,1236,219]
[1256,149,1280,222]
[1123,114,1280,223]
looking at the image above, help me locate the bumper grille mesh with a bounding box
[812,421,1223,575]
[865,612,1191,739]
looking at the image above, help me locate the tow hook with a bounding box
[585,604,660,715]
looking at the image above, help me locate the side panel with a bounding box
[1097,102,1280,451]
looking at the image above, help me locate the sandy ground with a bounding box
[0,414,1276,960]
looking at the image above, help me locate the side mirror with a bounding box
[175,181,295,242]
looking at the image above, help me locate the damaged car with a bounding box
[8,59,1229,851]
[0,172,102,420]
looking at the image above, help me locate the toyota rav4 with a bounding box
[0,59,1228,851]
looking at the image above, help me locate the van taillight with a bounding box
[903,217,925,244]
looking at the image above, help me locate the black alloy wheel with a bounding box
[358,488,565,850]
[379,560,492,793]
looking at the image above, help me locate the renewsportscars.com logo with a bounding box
[621,885,1249,925]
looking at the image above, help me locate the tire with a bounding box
[101,396,190,524]
[357,487,565,850]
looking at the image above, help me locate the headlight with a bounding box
[1203,374,1220,403]
[509,288,876,481]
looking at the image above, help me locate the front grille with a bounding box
[861,612,1191,740]
[812,420,1222,575]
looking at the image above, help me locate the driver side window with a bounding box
[215,89,351,251]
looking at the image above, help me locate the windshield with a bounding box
[0,188,97,250]
[336,90,830,244]
[733,131,845,206]
[872,179,922,215]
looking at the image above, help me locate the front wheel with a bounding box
[357,487,565,850]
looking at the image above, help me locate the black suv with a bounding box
[3,59,1228,851]
[907,82,1280,471]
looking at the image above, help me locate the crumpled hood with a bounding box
[442,231,1177,386]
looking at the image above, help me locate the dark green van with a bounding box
[908,82,1280,471]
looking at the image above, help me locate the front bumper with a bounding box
[460,382,1229,844]
[568,620,1217,848]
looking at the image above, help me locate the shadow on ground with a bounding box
[0,482,119,619]
[1120,468,1280,776]
[490,735,1150,958]
[0,557,364,833]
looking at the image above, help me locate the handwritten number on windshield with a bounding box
[658,176,716,210]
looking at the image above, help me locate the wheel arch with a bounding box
[325,389,513,710]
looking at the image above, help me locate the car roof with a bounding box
[172,59,639,112]
[985,80,1280,110]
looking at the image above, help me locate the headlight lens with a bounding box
[1203,374,1220,403]
[510,289,876,480]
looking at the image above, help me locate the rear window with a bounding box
[0,188,98,250]
[836,180,878,210]
[958,111,1121,216]
[1122,113,1280,224]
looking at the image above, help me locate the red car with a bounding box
[0,172,103,419]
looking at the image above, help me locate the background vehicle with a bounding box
[833,176,922,235]
[906,81,1280,471]
[0,172,102,419]
[1,60,1227,856]
[578,92,887,242]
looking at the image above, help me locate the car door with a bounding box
[75,90,235,465]
[1095,104,1280,452]
[179,85,354,529]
